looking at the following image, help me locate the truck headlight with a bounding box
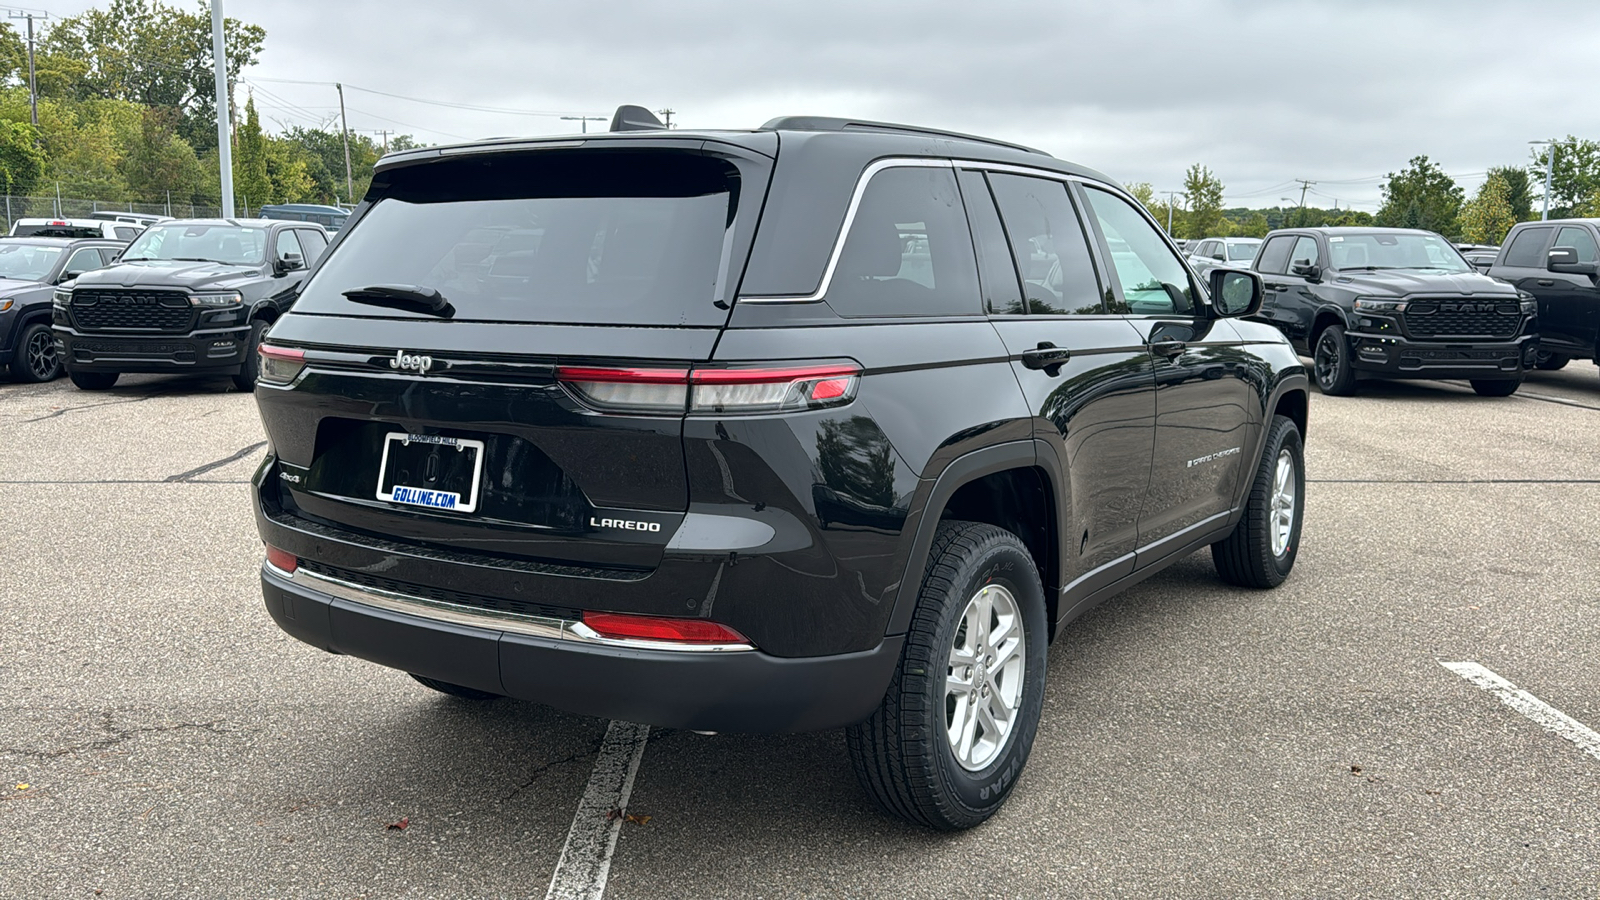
[190,291,244,307]
[1353,298,1407,313]
[52,288,71,309]
[1520,297,1537,315]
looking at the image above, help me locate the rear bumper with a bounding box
[261,563,902,733]
[54,324,251,374]
[1348,332,1535,380]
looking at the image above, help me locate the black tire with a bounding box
[409,673,502,700]
[1534,352,1569,371]
[846,520,1048,831]
[232,319,268,391]
[68,370,118,391]
[1312,325,1358,396]
[1470,378,1521,397]
[9,322,60,383]
[1212,415,1304,588]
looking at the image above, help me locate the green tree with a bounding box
[121,106,205,204]
[0,120,45,195]
[1458,171,1516,245]
[1376,155,1463,236]
[1234,211,1269,237]
[282,126,381,204]
[1486,165,1534,222]
[1528,137,1600,220]
[1181,164,1225,239]
[232,94,271,211]
[39,0,266,151]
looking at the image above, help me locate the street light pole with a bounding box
[210,0,234,218]
[1162,190,1182,235]
[336,82,353,203]
[1531,139,1579,221]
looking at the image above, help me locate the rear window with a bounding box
[13,225,101,239]
[294,152,741,326]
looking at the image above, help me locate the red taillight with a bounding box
[555,363,860,415]
[258,344,306,385]
[264,545,298,574]
[580,611,750,645]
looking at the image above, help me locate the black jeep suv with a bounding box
[0,237,124,382]
[52,218,329,391]
[1250,227,1536,396]
[252,107,1309,830]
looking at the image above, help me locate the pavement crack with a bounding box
[19,390,171,424]
[0,717,234,760]
[500,738,606,802]
[164,441,268,483]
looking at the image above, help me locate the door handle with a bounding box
[1271,284,1289,291]
[1020,342,1072,373]
[1537,279,1555,286]
[1149,339,1187,359]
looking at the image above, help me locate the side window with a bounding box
[62,248,102,277]
[1555,226,1599,264]
[1503,227,1553,268]
[113,226,140,241]
[826,166,980,317]
[1256,235,1296,274]
[1287,236,1321,273]
[955,169,1024,316]
[299,229,329,264]
[97,248,121,266]
[987,173,1104,315]
[275,229,305,265]
[1082,186,1197,315]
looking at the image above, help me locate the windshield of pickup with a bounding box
[121,224,267,266]
[1327,232,1470,273]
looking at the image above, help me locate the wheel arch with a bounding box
[885,441,1064,642]
[1309,307,1349,348]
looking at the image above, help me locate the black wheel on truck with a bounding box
[1534,352,1569,371]
[1312,325,1358,396]
[410,673,502,700]
[1212,414,1305,589]
[1470,378,1521,397]
[68,370,118,391]
[232,319,268,391]
[846,520,1047,831]
[10,322,60,383]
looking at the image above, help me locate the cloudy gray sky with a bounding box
[53,0,1600,210]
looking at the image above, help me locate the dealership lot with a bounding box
[2,370,1598,898]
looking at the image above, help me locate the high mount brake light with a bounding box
[580,611,750,645]
[555,364,861,415]
[258,344,306,385]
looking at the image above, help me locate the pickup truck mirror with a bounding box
[1208,268,1263,318]
[275,252,304,275]
[1290,262,1321,282]
[1548,246,1600,277]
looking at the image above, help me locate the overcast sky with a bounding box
[49,0,1600,210]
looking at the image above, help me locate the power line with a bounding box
[248,76,599,118]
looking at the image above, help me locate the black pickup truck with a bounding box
[1250,227,1537,396]
[1484,219,1600,375]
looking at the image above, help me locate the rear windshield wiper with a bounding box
[342,284,455,318]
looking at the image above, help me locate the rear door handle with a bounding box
[1020,342,1072,372]
[1149,339,1187,359]
[1537,279,1555,286]
[1271,284,1290,291]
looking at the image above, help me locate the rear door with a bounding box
[259,143,771,573]
[1496,225,1559,345]
[967,168,1155,590]
[1079,185,1254,559]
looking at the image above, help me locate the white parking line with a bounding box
[545,720,652,900]
[1441,661,1600,762]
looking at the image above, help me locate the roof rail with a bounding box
[609,105,669,132]
[758,116,1049,156]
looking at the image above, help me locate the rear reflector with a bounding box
[264,545,298,574]
[556,363,859,415]
[581,611,750,645]
[258,344,306,385]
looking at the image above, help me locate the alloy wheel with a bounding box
[25,328,57,380]
[1270,449,1297,557]
[1313,333,1339,389]
[945,583,1026,771]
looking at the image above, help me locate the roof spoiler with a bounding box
[609,105,668,132]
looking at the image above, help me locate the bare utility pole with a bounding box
[1294,179,1316,210]
[1531,139,1579,220]
[376,129,389,154]
[656,108,675,129]
[561,115,606,134]
[6,10,47,127]
[210,0,234,218]
[335,83,353,202]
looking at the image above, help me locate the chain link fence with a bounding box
[0,195,247,230]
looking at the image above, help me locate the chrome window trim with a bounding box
[278,565,755,653]
[735,157,953,305]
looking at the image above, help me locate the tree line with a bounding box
[1127,141,1600,246]
[0,0,419,210]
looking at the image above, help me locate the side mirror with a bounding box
[275,252,304,274]
[1208,268,1263,318]
[1290,262,1321,281]
[1211,251,1226,261]
[1547,246,1599,276]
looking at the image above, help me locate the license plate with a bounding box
[375,433,485,513]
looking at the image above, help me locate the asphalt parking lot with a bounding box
[3,367,1599,899]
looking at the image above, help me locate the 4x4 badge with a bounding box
[389,350,434,373]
